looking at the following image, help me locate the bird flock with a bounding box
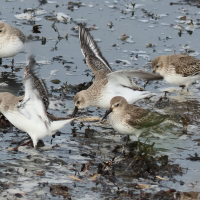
[0,21,198,149]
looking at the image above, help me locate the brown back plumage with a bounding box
[0,22,26,43]
[10,26,26,43]
[125,105,168,129]
[152,54,200,77]
[171,54,200,77]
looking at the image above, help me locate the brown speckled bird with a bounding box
[72,24,163,117]
[102,96,169,142]
[152,54,200,91]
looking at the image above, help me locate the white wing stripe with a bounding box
[79,24,112,72]
[87,37,111,70]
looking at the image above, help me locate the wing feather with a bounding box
[125,105,169,129]
[18,55,50,127]
[106,70,163,90]
[24,56,49,110]
[79,24,112,75]
[172,54,200,77]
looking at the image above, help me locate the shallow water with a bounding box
[0,0,200,199]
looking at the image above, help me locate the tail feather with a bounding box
[51,118,74,134]
[139,91,157,99]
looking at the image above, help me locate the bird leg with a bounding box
[180,85,185,91]
[164,91,169,97]
[144,138,148,144]
[137,137,141,152]
[11,57,14,66]
[12,136,31,145]
[122,135,130,156]
[143,80,149,89]
[0,58,2,65]
[125,135,130,146]
[12,140,32,151]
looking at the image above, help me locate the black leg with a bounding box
[125,135,130,146]
[164,91,169,97]
[144,80,149,89]
[122,135,130,156]
[11,58,14,66]
[180,85,185,91]
[137,137,140,151]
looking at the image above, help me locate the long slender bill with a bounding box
[101,108,112,121]
[71,106,78,118]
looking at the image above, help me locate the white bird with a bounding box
[72,24,163,117]
[0,55,74,148]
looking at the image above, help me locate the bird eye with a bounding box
[115,103,119,107]
[0,30,2,33]
[77,101,80,104]
[156,65,159,68]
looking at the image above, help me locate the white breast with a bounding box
[0,35,24,58]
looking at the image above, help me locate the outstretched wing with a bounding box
[106,70,162,91]
[24,56,49,111]
[79,24,112,75]
[18,55,50,128]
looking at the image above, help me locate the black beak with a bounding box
[71,106,78,118]
[101,108,113,121]
[153,70,155,73]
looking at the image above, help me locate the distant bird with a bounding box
[72,24,162,117]
[38,0,47,4]
[0,55,74,148]
[0,22,26,65]
[102,96,169,145]
[152,54,200,91]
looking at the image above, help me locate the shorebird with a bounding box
[0,55,74,148]
[101,96,169,145]
[152,54,200,91]
[72,24,163,117]
[0,22,26,65]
